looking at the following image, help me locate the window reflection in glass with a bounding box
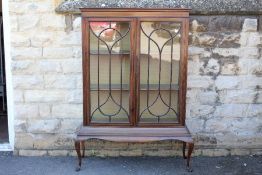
[90,22,130,54]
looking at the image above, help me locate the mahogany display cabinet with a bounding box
[75,8,194,172]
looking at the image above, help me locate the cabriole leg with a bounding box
[186,143,194,172]
[75,141,82,172]
[81,141,85,158]
[182,142,187,159]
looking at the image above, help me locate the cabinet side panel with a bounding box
[82,17,90,126]
[179,18,189,126]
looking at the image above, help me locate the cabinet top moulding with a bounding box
[80,8,190,18]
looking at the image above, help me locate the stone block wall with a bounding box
[186,16,262,154]
[8,0,262,156]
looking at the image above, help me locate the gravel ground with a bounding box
[0,152,261,175]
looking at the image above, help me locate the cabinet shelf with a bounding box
[90,84,179,91]
[90,51,130,55]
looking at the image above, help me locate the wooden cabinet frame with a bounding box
[75,8,194,172]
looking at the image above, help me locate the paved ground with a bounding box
[0,152,261,175]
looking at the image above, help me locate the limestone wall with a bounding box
[8,0,262,156]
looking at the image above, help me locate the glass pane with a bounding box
[91,91,129,123]
[139,21,181,124]
[90,22,130,54]
[89,21,130,123]
[139,91,179,123]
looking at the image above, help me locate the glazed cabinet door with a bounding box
[136,18,188,126]
[82,18,136,126]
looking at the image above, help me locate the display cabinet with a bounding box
[75,8,194,172]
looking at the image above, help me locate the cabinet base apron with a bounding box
[74,126,194,172]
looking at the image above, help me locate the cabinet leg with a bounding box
[186,143,194,172]
[81,141,85,158]
[75,141,82,172]
[182,142,187,159]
